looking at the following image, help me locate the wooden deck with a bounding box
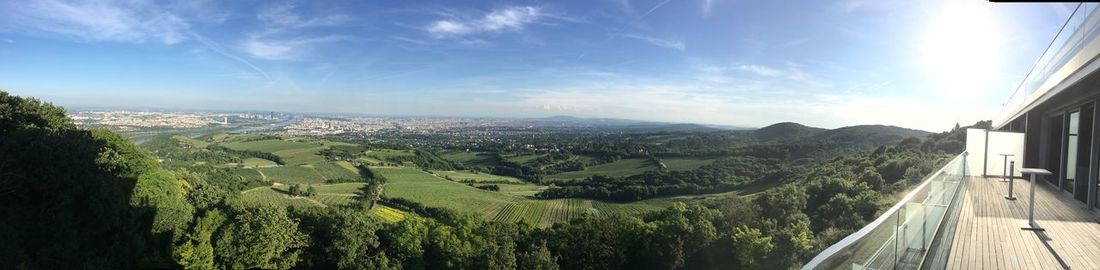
[947,176,1100,269]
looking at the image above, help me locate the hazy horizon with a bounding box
[0,0,1076,132]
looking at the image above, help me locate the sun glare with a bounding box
[920,2,1000,98]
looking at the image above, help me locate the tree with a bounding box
[173,210,227,270]
[516,241,558,270]
[858,167,885,191]
[295,208,394,269]
[289,184,302,197]
[381,217,430,269]
[215,205,309,270]
[0,91,195,268]
[730,225,773,269]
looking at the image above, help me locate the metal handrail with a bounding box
[802,152,967,269]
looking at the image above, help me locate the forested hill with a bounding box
[751,122,929,143]
[811,125,931,145]
[751,122,826,141]
[661,122,932,162]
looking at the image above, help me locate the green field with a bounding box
[171,135,210,148]
[221,139,318,153]
[377,166,673,227]
[359,149,416,165]
[258,165,324,184]
[241,182,410,222]
[545,158,657,180]
[313,161,361,181]
[241,157,276,167]
[439,151,488,163]
[221,138,354,165]
[431,170,522,183]
[241,187,326,208]
[661,157,717,171]
[503,154,542,164]
[370,205,409,223]
[497,183,546,197]
[230,168,265,182]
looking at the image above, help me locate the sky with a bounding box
[0,0,1079,131]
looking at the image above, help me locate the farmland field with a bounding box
[221,139,317,153]
[378,166,674,227]
[370,205,409,223]
[220,138,354,165]
[439,151,488,163]
[431,170,522,183]
[544,158,657,180]
[503,154,542,164]
[241,157,276,167]
[258,165,324,184]
[661,157,718,171]
[313,161,361,182]
[171,135,210,148]
[230,168,265,182]
[241,188,326,208]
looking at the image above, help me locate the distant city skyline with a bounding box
[0,0,1078,131]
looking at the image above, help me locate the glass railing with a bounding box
[804,152,968,270]
[994,3,1100,128]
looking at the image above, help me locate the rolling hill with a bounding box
[751,122,827,141]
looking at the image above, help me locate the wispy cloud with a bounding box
[186,29,270,80]
[643,0,674,17]
[243,35,349,60]
[622,33,685,51]
[425,6,548,38]
[1,0,189,44]
[241,2,352,60]
[257,2,350,31]
[734,64,810,81]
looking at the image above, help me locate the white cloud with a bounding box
[482,6,540,30]
[427,20,475,36]
[242,35,348,60]
[734,64,810,81]
[1,0,190,44]
[241,2,352,60]
[735,64,783,77]
[257,2,350,30]
[426,6,545,38]
[622,34,685,51]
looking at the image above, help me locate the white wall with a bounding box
[986,131,1025,178]
[965,128,1026,178]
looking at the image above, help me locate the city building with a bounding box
[807,4,1100,269]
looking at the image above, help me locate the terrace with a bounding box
[805,151,1100,269]
[807,3,1100,269]
[947,174,1100,269]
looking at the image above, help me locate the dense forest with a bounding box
[0,91,976,269]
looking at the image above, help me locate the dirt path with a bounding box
[255,168,268,181]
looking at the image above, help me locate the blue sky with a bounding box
[0,0,1077,131]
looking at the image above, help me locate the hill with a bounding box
[751,122,827,140]
[811,124,931,145]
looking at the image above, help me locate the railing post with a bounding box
[922,204,928,251]
[894,205,901,269]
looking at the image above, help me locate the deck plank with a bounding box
[946,176,1100,269]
